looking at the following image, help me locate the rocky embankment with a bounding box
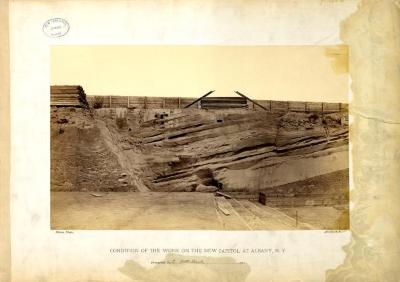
[51,107,348,193]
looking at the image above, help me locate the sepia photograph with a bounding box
[50,45,349,230]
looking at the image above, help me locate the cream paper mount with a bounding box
[1,1,399,281]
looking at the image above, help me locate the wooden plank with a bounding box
[50,100,81,104]
[307,102,322,111]
[216,191,232,199]
[324,102,341,111]
[271,101,288,110]
[51,88,82,93]
[287,101,306,112]
[202,99,247,104]
[215,197,231,215]
[200,101,247,107]
[203,97,246,102]
[205,104,248,107]
[50,103,82,107]
[201,103,248,108]
[204,96,244,100]
[50,100,81,103]
[51,85,82,88]
[50,97,85,101]
[50,94,81,98]
[50,90,82,94]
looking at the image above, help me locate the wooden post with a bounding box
[109,96,112,108]
[178,98,181,109]
[287,101,290,112]
[183,90,214,108]
[127,96,130,108]
[305,102,307,112]
[269,100,272,111]
[234,91,268,111]
[144,96,147,109]
[162,98,165,109]
[339,103,342,112]
[322,102,324,113]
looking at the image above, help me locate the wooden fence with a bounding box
[87,95,348,113]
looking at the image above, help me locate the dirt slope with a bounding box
[51,108,137,191]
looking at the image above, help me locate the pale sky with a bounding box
[51,45,348,102]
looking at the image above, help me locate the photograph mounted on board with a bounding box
[50,45,349,230]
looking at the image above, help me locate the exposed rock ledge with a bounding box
[50,108,348,192]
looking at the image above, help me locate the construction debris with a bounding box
[215,197,232,215]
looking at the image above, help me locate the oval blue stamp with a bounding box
[43,18,69,37]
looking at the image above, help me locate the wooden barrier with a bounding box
[201,97,248,109]
[86,95,347,113]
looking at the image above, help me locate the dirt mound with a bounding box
[279,112,347,130]
[51,107,136,191]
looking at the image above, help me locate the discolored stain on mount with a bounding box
[324,45,349,75]
[326,0,400,281]
[119,253,251,282]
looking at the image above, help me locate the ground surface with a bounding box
[51,192,220,229]
[278,206,349,230]
[51,191,346,230]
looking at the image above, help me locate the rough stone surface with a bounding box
[51,107,348,193]
[195,184,218,193]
